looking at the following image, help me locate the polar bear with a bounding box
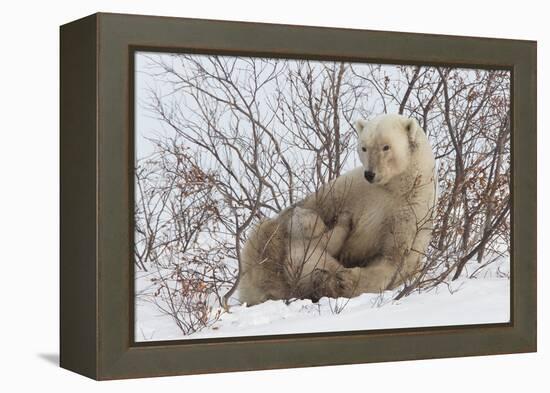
[284,207,352,300]
[301,114,437,297]
[236,206,352,306]
[236,114,436,305]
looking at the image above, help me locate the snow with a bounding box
[135,274,510,342]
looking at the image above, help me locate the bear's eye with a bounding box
[382,145,390,151]
[361,147,367,152]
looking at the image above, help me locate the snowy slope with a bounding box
[135,275,510,342]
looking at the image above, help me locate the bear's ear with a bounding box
[403,117,420,144]
[354,119,368,134]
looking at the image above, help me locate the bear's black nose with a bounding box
[364,170,375,183]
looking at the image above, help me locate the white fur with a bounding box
[302,114,437,295]
[238,114,437,305]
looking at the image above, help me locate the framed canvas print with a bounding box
[60,13,537,380]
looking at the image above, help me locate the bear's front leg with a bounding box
[334,255,401,296]
[335,213,429,297]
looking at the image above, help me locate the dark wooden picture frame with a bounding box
[60,12,536,380]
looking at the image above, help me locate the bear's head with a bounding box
[288,207,326,239]
[354,114,421,185]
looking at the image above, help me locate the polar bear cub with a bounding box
[285,207,352,299]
